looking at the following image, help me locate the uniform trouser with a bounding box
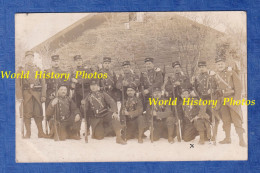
[153,117,175,141]
[193,119,211,140]
[124,116,147,139]
[219,105,245,137]
[90,112,122,140]
[182,118,199,142]
[23,90,44,134]
[50,115,81,140]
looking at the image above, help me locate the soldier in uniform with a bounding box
[45,55,68,108]
[99,57,118,101]
[165,61,192,141]
[140,57,164,112]
[71,55,92,108]
[121,84,147,143]
[116,61,140,98]
[192,61,220,142]
[16,51,48,139]
[181,89,211,144]
[81,80,126,145]
[46,84,81,140]
[214,57,246,147]
[147,87,176,143]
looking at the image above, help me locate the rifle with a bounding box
[20,77,24,138]
[42,102,48,135]
[82,82,88,143]
[121,85,127,141]
[210,76,217,145]
[53,84,60,141]
[150,86,154,143]
[172,85,182,142]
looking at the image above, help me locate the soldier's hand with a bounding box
[81,99,86,105]
[165,91,169,97]
[144,89,149,95]
[152,110,157,116]
[112,112,119,120]
[124,110,129,115]
[51,98,59,107]
[72,78,78,83]
[74,114,80,122]
[190,76,195,84]
[71,83,76,89]
[41,97,46,103]
[208,89,212,94]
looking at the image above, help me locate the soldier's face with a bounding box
[153,91,162,98]
[25,55,34,64]
[216,61,226,72]
[52,60,60,68]
[181,91,190,99]
[123,65,131,73]
[90,84,100,92]
[103,62,110,70]
[75,59,83,67]
[173,65,181,73]
[58,86,68,97]
[145,61,154,70]
[199,66,207,73]
[126,88,135,97]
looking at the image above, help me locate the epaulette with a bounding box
[155,67,161,72]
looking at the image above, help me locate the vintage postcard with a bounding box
[15,12,247,162]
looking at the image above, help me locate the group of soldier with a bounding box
[16,50,247,147]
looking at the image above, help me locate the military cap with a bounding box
[122,61,130,66]
[25,51,34,57]
[103,57,111,63]
[198,61,207,67]
[57,83,69,89]
[144,57,154,63]
[215,57,226,63]
[73,55,82,61]
[127,83,136,90]
[90,79,99,86]
[172,61,181,68]
[51,55,60,61]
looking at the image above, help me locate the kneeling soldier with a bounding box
[147,87,176,143]
[46,84,81,141]
[81,80,126,145]
[181,89,211,144]
[121,85,147,143]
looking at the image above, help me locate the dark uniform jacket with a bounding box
[72,66,92,96]
[147,102,173,120]
[140,68,163,92]
[46,96,80,122]
[84,91,117,118]
[16,64,46,104]
[123,96,143,119]
[116,71,140,90]
[194,72,217,99]
[99,68,117,92]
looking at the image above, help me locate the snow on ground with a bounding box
[15,103,248,162]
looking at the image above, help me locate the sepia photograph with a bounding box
[15,12,247,162]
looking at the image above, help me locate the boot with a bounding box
[23,118,31,139]
[238,133,247,147]
[35,119,48,138]
[219,130,231,144]
[168,127,174,144]
[198,131,205,145]
[138,129,144,144]
[116,130,127,145]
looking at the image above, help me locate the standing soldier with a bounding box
[16,51,48,139]
[181,89,211,144]
[140,57,164,112]
[99,57,118,101]
[165,61,192,141]
[81,80,126,145]
[71,55,92,108]
[121,84,147,143]
[214,57,246,147]
[116,60,140,96]
[192,61,220,142]
[45,55,68,108]
[147,87,176,143]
